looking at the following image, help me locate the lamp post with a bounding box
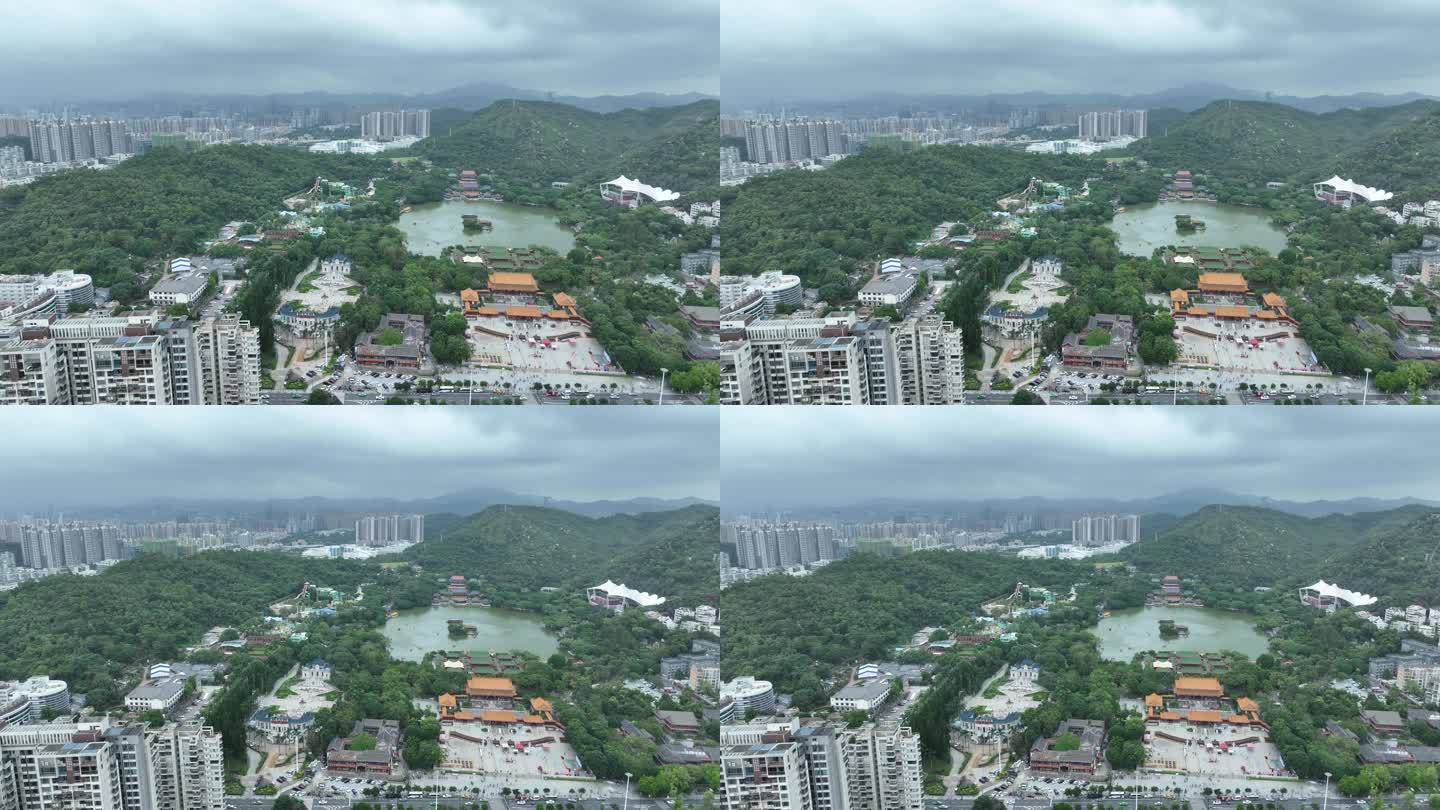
[657,368,669,405]
[1323,771,1331,810]
[623,772,632,810]
[1362,368,1372,405]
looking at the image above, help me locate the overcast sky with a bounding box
[0,410,717,511]
[0,0,718,103]
[722,409,1440,512]
[722,0,1440,105]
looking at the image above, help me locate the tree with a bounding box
[272,796,305,810]
[1052,732,1081,751]
[1011,389,1044,405]
[306,390,341,405]
[1106,738,1145,770]
[973,795,1007,810]
[429,312,472,366]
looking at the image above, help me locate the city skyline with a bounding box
[721,0,1440,105]
[0,410,719,510]
[720,410,1440,511]
[0,0,719,102]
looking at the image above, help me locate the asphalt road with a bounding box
[260,390,704,406]
[963,389,1411,406]
[254,795,674,810]
[926,798,1375,810]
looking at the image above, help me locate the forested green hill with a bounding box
[1131,99,1440,194]
[0,553,374,705]
[720,550,1090,707]
[721,145,1098,294]
[1119,504,1438,592]
[413,99,717,194]
[1318,510,1440,602]
[0,146,382,288]
[401,504,717,602]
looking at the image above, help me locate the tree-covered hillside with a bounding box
[1130,98,1440,195]
[0,552,374,706]
[0,146,383,287]
[1118,504,1438,592]
[1318,510,1440,603]
[721,145,1098,289]
[719,550,1091,707]
[413,99,717,196]
[400,504,717,603]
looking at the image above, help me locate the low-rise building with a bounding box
[1362,709,1405,737]
[149,260,212,310]
[859,274,917,310]
[1389,305,1434,333]
[1061,314,1134,369]
[355,313,426,369]
[125,675,187,714]
[830,679,891,717]
[1029,718,1105,773]
[326,719,400,774]
[655,709,701,736]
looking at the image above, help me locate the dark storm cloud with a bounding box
[720,409,1440,512]
[0,410,717,510]
[722,0,1440,105]
[0,0,717,102]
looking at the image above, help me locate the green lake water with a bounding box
[1110,201,1288,257]
[396,199,576,257]
[1094,605,1270,661]
[382,605,559,661]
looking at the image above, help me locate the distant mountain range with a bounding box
[21,82,716,117]
[727,83,1437,117]
[729,487,1440,522]
[51,486,717,522]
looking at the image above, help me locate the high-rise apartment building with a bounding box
[360,110,430,141]
[841,723,923,810]
[353,514,425,546]
[740,120,847,165]
[1077,109,1147,141]
[893,314,965,405]
[718,313,961,405]
[1071,514,1140,546]
[27,120,131,164]
[0,719,222,810]
[0,314,259,405]
[192,315,260,405]
[720,719,919,810]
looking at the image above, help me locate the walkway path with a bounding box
[942,665,1010,795]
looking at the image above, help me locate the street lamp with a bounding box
[623,772,632,810]
[1323,771,1331,810]
[1362,368,1372,405]
[657,368,669,406]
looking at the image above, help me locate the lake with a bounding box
[1110,201,1288,257]
[396,199,576,257]
[382,605,560,662]
[1094,605,1270,661]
